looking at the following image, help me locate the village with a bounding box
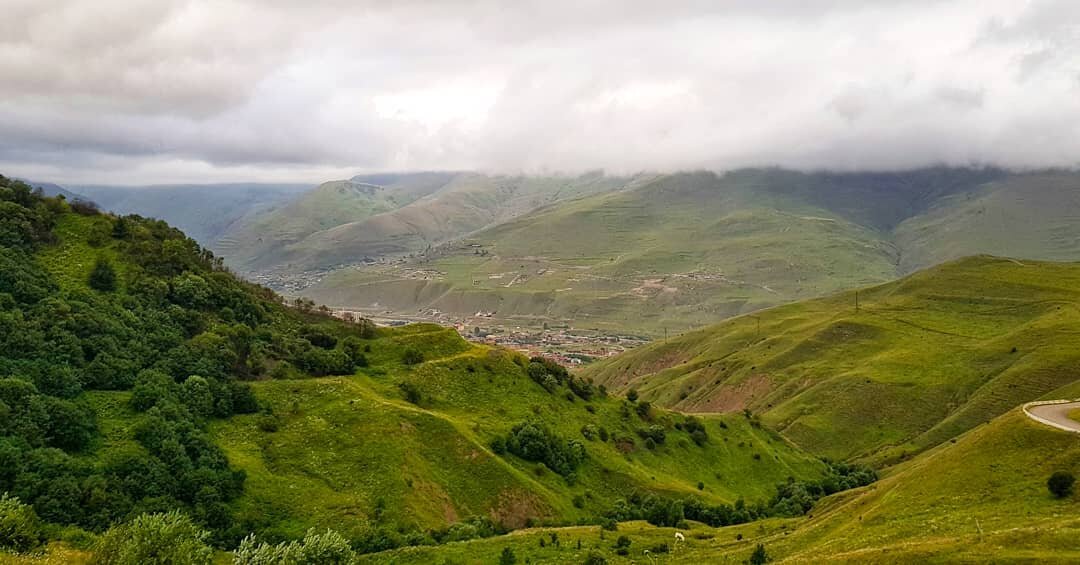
[329,307,649,365]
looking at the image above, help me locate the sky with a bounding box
[1,0,1078,185]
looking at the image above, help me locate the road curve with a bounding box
[1024,400,1080,433]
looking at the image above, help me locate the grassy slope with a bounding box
[278,172,643,271]
[207,323,822,538]
[582,256,1080,463]
[306,168,1080,338]
[361,393,1080,564]
[24,207,822,548]
[216,174,455,271]
[308,171,902,335]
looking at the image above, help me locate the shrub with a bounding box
[499,421,587,477]
[398,381,422,405]
[233,528,355,564]
[0,494,43,553]
[1048,471,1076,499]
[749,543,768,564]
[499,547,516,565]
[89,258,118,292]
[402,349,424,366]
[583,551,607,565]
[626,389,638,402]
[93,511,213,565]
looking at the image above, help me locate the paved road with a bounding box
[1025,401,1080,433]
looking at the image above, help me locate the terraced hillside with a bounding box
[581,256,1080,464]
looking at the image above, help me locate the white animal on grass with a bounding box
[675,531,685,542]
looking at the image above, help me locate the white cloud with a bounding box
[0,0,1077,183]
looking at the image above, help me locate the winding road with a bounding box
[1023,400,1080,433]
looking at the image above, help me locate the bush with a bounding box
[499,547,516,565]
[499,421,587,477]
[234,528,355,565]
[402,349,424,366]
[88,258,118,292]
[749,543,768,564]
[93,511,213,565]
[1048,471,1075,499]
[0,494,43,553]
[626,389,638,402]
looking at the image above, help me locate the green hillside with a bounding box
[305,168,1080,337]
[214,173,455,271]
[357,391,1080,564]
[0,175,830,561]
[582,256,1080,463]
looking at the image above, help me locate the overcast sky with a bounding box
[2,0,1078,184]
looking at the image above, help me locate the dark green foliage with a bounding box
[498,421,587,477]
[749,543,769,564]
[499,546,516,565]
[649,543,670,554]
[1048,471,1075,499]
[402,348,425,366]
[0,179,401,545]
[399,381,423,405]
[683,416,708,446]
[637,425,666,445]
[583,550,607,564]
[89,257,118,291]
[0,493,43,553]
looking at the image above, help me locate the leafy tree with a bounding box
[500,421,587,477]
[0,493,43,553]
[1048,471,1075,499]
[93,511,213,565]
[89,258,118,292]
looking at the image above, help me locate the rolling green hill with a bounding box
[581,256,1080,464]
[305,168,1080,337]
[212,173,456,272]
[0,175,827,561]
[355,386,1080,564]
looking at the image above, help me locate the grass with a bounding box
[582,256,1080,463]
[206,325,823,538]
[355,398,1080,563]
[305,169,1080,339]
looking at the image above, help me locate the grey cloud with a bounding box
[1,0,1079,184]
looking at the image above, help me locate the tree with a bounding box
[0,493,43,553]
[749,543,769,564]
[93,511,213,565]
[89,257,118,291]
[498,546,517,565]
[1048,471,1075,499]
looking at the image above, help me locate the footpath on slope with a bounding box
[1023,400,1080,433]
